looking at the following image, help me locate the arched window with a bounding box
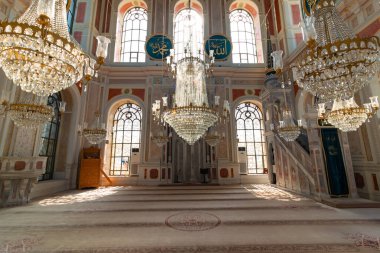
[230,9,257,63]
[235,102,266,174]
[120,7,148,62]
[110,103,142,176]
[174,7,203,61]
[39,93,61,180]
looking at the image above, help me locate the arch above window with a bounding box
[174,0,203,15]
[118,0,148,15]
[229,0,258,17]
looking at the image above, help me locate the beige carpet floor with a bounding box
[0,184,380,253]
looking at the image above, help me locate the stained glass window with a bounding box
[235,102,266,174]
[110,103,142,176]
[39,93,61,180]
[174,9,203,61]
[230,9,257,63]
[121,7,148,62]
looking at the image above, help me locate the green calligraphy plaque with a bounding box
[145,35,173,60]
[205,35,232,61]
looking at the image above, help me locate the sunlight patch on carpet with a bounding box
[38,187,122,206]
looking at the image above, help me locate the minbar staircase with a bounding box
[273,133,316,198]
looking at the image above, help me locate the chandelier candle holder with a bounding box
[82,113,107,145]
[271,50,302,142]
[81,36,111,92]
[318,96,379,132]
[58,101,66,113]
[292,0,380,102]
[0,0,110,96]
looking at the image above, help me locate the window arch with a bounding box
[235,102,266,174]
[174,7,203,61]
[120,7,148,62]
[110,103,142,176]
[39,93,61,180]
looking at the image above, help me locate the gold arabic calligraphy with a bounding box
[149,40,169,57]
[210,40,227,56]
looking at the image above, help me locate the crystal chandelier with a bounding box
[82,113,107,145]
[5,96,53,128]
[8,103,52,129]
[318,96,379,132]
[204,130,224,147]
[271,50,302,142]
[292,0,380,102]
[0,0,110,96]
[83,128,107,145]
[153,1,229,145]
[153,92,230,145]
[151,130,169,148]
[278,108,302,142]
[0,79,58,127]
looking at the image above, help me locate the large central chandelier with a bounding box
[292,0,380,102]
[152,1,229,145]
[153,53,230,144]
[0,0,110,96]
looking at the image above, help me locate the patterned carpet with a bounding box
[0,185,380,253]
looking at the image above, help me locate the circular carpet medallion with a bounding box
[165,211,221,231]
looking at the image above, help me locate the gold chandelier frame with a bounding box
[299,36,380,83]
